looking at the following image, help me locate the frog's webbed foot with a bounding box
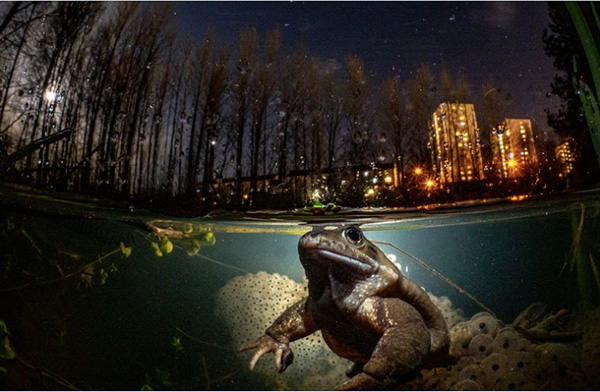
[238,334,294,373]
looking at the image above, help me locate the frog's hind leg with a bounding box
[336,298,431,390]
[363,323,430,379]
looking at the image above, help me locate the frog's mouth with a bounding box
[314,249,376,275]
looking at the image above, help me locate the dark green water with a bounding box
[1,187,599,390]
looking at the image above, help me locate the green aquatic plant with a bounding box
[160,237,173,254]
[0,320,16,362]
[142,220,217,258]
[171,336,184,353]
[563,203,600,308]
[566,2,600,168]
[120,241,132,257]
[0,320,78,389]
[303,202,342,215]
[0,242,130,292]
[141,368,173,391]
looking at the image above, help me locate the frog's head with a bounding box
[298,225,401,308]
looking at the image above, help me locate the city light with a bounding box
[366,188,375,197]
[414,167,423,175]
[507,159,517,168]
[312,189,321,200]
[44,89,57,102]
[425,179,435,188]
[384,175,393,184]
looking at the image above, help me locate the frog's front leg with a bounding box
[239,297,318,373]
[336,297,430,390]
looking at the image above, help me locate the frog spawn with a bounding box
[427,293,466,328]
[406,312,592,391]
[216,273,595,390]
[216,273,467,390]
[215,272,350,390]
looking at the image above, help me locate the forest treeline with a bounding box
[0,2,566,210]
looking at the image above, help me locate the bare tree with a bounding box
[408,63,437,170]
[231,28,257,202]
[248,28,279,197]
[380,76,409,184]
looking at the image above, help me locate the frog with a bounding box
[239,225,449,390]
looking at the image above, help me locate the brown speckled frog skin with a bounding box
[240,225,449,390]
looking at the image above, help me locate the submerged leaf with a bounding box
[120,241,132,257]
[0,320,16,360]
[201,231,216,246]
[183,239,201,256]
[590,254,600,292]
[151,242,163,257]
[172,336,184,352]
[99,268,109,285]
[160,237,173,254]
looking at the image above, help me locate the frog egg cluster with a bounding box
[427,293,466,328]
[214,272,349,390]
[406,312,591,390]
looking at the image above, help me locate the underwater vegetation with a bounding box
[0,211,222,390]
[1,185,600,390]
[567,2,600,169]
[562,202,600,308]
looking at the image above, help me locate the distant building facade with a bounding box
[429,102,485,185]
[490,118,538,179]
[555,137,578,178]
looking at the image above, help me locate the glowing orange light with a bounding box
[242,194,249,200]
[509,195,528,202]
[507,159,517,167]
[384,175,393,184]
[414,167,423,175]
[425,179,435,188]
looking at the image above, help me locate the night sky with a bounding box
[175,1,558,136]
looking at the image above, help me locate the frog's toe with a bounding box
[275,347,294,373]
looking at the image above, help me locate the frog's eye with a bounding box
[344,227,363,245]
